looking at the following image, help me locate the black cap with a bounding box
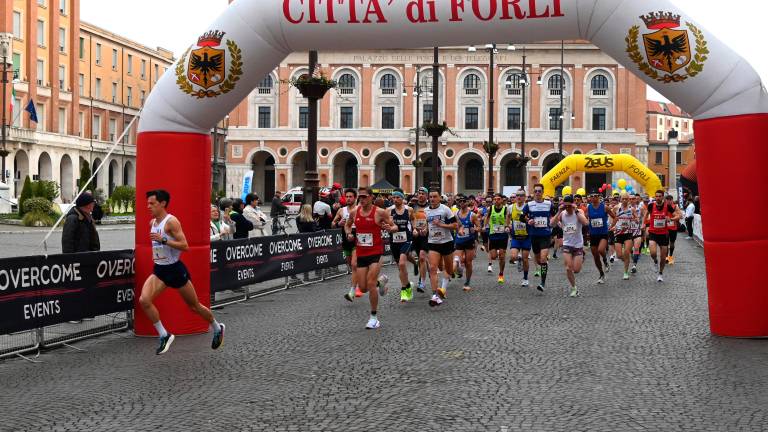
[75,193,95,207]
[563,195,574,203]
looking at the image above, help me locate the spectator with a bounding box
[313,191,334,230]
[230,198,254,239]
[243,193,268,237]
[62,192,101,253]
[693,195,701,215]
[296,204,318,233]
[331,183,343,206]
[270,191,288,234]
[685,199,696,240]
[91,198,104,225]
[210,205,231,241]
[218,198,235,240]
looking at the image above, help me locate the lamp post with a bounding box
[0,35,11,185]
[558,40,565,159]
[429,47,441,191]
[403,67,427,190]
[304,50,320,205]
[505,46,541,189]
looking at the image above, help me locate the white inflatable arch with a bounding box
[135,0,768,338]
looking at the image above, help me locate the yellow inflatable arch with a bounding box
[541,154,662,197]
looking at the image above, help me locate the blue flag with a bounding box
[25,100,38,123]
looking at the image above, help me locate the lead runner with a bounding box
[138,189,225,355]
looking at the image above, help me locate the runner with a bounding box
[425,189,458,307]
[551,195,589,297]
[453,196,481,291]
[343,187,396,329]
[587,191,614,284]
[388,189,416,303]
[480,196,492,268]
[411,187,431,293]
[523,184,554,293]
[509,189,532,287]
[665,195,683,265]
[334,189,361,302]
[484,193,511,285]
[611,192,638,281]
[647,190,678,282]
[629,194,647,274]
[138,189,224,355]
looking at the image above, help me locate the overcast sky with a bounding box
[81,0,767,103]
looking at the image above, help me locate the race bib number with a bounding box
[513,221,527,232]
[356,233,373,247]
[534,217,548,228]
[590,219,604,228]
[493,225,506,234]
[617,220,629,230]
[152,245,167,261]
[415,219,427,230]
[392,231,407,243]
[653,218,666,229]
[429,226,444,240]
[564,224,578,235]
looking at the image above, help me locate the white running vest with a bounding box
[151,214,181,265]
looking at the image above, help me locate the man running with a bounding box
[485,193,511,285]
[630,193,647,274]
[587,191,614,284]
[138,189,224,355]
[551,195,589,297]
[425,189,458,307]
[611,192,638,281]
[411,187,431,293]
[334,189,361,302]
[509,190,532,287]
[480,196,492,266]
[665,195,683,265]
[388,190,416,302]
[344,187,396,329]
[453,196,480,291]
[523,184,554,293]
[647,190,678,282]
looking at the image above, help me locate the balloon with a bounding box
[606,184,612,190]
[562,186,572,196]
[617,179,627,189]
[611,183,617,190]
[577,188,586,196]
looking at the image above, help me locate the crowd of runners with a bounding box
[336,184,691,329]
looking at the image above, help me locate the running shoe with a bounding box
[534,268,541,277]
[668,256,675,265]
[400,286,412,303]
[437,287,447,299]
[344,287,356,302]
[623,272,630,280]
[521,279,530,287]
[657,274,664,283]
[463,284,472,292]
[211,323,225,350]
[378,275,389,296]
[417,280,426,293]
[642,247,650,255]
[631,265,637,274]
[569,287,579,298]
[536,284,544,293]
[355,286,364,297]
[156,334,175,355]
[597,276,605,285]
[366,316,381,329]
[609,254,616,263]
[487,264,493,273]
[497,275,505,285]
[429,294,443,307]
[517,258,523,273]
[405,285,414,301]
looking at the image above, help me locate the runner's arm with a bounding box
[163,217,189,252]
[576,210,589,226]
[344,210,356,237]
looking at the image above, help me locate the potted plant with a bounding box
[483,140,499,156]
[510,153,531,168]
[412,159,424,168]
[422,121,456,139]
[287,71,337,99]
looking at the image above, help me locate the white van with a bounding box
[281,187,333,215]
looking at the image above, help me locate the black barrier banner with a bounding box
[0,250,135,334]
[210,230,346,292]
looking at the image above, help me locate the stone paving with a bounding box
[1,238,767,431]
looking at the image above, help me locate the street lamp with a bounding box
[0,35,11,185]
[504,46,542,188]
[402,68,430,190]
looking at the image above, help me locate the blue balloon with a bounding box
[612,183,617,189]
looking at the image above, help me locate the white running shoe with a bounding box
[657,274,664,283]
[377,275,389,296]
[610,254,616,263]
[569,286,579,298]
[365,316,380,329]
[597,276,605,285]
[521,279,530,287]
[487,264,493,273]
[429,294,443,307]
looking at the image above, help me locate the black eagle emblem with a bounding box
[190,52,223,87]
[647,34,688,72]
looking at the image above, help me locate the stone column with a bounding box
[668,131,679,197]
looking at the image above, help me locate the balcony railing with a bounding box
[592,89,607,96]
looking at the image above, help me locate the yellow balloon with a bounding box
[562,186,572,196]
[617,179,627,189]
[577,188,586,196]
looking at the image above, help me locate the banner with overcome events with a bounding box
[541,154,663,197]
[0,250,135,334]
[210,229,345,292]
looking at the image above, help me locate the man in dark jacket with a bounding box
[230,198,254,239]
[270,191,288,234]
[62,193,101,253]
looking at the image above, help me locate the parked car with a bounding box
[281,187,332,215]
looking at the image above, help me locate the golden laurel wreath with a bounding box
[176,39,243,98]
[626,22,709,83]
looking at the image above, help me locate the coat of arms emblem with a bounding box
[626,12,709,83]
[176,30,243,98]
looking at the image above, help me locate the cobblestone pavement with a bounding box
[1,239,767,432]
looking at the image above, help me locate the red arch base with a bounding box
[696,114,768,337]
[133,132,212,336]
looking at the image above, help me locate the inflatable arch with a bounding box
[541,154,662,197]
[136,0,768,337]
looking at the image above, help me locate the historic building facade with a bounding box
[646,100,695,188]
[1,0,174,201]
[225,42,650,198]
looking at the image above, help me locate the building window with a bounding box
[590,74,609,96]
[79,37,84,59]
[683,121,688,129]
[36,59,44,86]
[93,115,101,139]
[127,54,133,75]
[78,74,84,95]
[658,174,666,187]
[58,108,66,134]
[423,105,433,124]
[109,118,116,141]
[111,82,118,103]
[140,90,146,106]
[95,77,102,99]
[37,20,45,46]
[465,159,483,190]
[548,74,564,96]
[58,28,65,52]
[258,106,271,128]
[154,64,159,81]
[13,97,22,126]
[338,74,356,95]
[78,112,83,136]
[340,106,354,129]
[675,120,680,128]
[59,0,66,14]
[676,151,683,165]
[505,73,523,96]
[658,132,663,140]
[592,107,606,131]
[126,87,132,106]
[549,107,562,130]
[659,118,663,125]
[381,107,395,129]
[507,107,521,130]
[257,75,272,94]
[465,107,479,129]
[12,53,20,79]
[111,49,118,69]
[95,43,102,65]
[463,74,480,96]
[58,65,65,88]
[380,73,397,95]
[299,106,309,128]
[655,151,663,164]
[13,12,22,39]
[140,59,146,79]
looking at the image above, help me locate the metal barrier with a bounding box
[0,330,39,360]
[39,312,130,350]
